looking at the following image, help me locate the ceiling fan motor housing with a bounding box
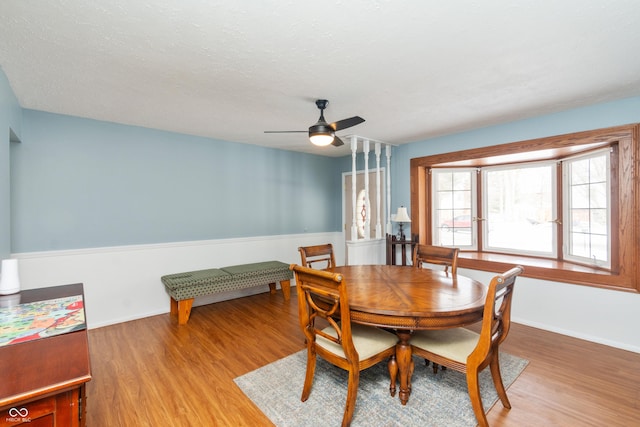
[308,122,334,137]
[309,99,334,137]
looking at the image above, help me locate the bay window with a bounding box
[410,124,639,292]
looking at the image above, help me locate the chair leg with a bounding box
[433,363,447,374]
[341,369,360,427]
[301,350,316,402]
[388,355,398,397]
[424,357,440,374]
[427,360,447,374]
[489,355,512,409]
[466,367,489,427]
[408,357,415,392]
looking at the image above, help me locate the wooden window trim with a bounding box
[410,124,640,293]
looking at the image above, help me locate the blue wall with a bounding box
[10,110,343,252]
[0,68,22,259]
[4,57,640,255]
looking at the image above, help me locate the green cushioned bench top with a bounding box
[161,268,232,291]
[221,261,291,277]
[161,260,292,293]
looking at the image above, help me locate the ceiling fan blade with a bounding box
[330,116,365,131]
[264,130,307,133]
[332,136,345,147]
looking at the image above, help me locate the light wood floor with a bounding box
[86,288,640,426]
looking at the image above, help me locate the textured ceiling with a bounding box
[1,1,640,156]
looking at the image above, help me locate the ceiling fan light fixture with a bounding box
[309,123,335,146]
[309,133,334,146]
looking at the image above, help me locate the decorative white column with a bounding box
[363,139,370,240]
[386,144,392,234]
[345,137,392,265]
[350,136,358,241]
[375,142,382,239]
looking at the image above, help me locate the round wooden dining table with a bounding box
[332,265,487,405]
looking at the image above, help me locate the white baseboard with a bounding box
[513,317,640,354]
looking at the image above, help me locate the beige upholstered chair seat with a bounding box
[318,323,398,360]
[410,328,478,364]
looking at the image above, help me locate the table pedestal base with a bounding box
[389,329,414,405]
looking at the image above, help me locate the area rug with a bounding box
[234,350,528,427]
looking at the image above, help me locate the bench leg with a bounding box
[170,297,194,325]
[280,279,291,300]
[268,280,291,300]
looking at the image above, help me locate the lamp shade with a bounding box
[0,259,20,295]
[394,206,411,223]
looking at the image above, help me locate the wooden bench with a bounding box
[161,260,292,325]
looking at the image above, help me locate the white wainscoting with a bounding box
[346,238,386,265]
[10,235,640,353]
[12,232,344,329]
[459,268,640,354]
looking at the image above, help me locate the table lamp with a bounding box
[393,206,411,240]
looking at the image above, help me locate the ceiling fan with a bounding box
[264,99,365,147]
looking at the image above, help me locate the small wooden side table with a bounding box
[386,234,418,266]
[0,283,91,426]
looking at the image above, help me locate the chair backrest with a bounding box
[471,266,523,364]
[298,244,336,270]
[290,264,357,361]
[413,244,459,275]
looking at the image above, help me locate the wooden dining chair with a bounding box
[412,244,461,371]
[410,266,523,427]
[290,264,398,427]
[298,243,337,270]
[412,244,459,275]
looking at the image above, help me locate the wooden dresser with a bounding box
[0,284,91,426]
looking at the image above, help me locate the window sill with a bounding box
[458,251,638,293]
